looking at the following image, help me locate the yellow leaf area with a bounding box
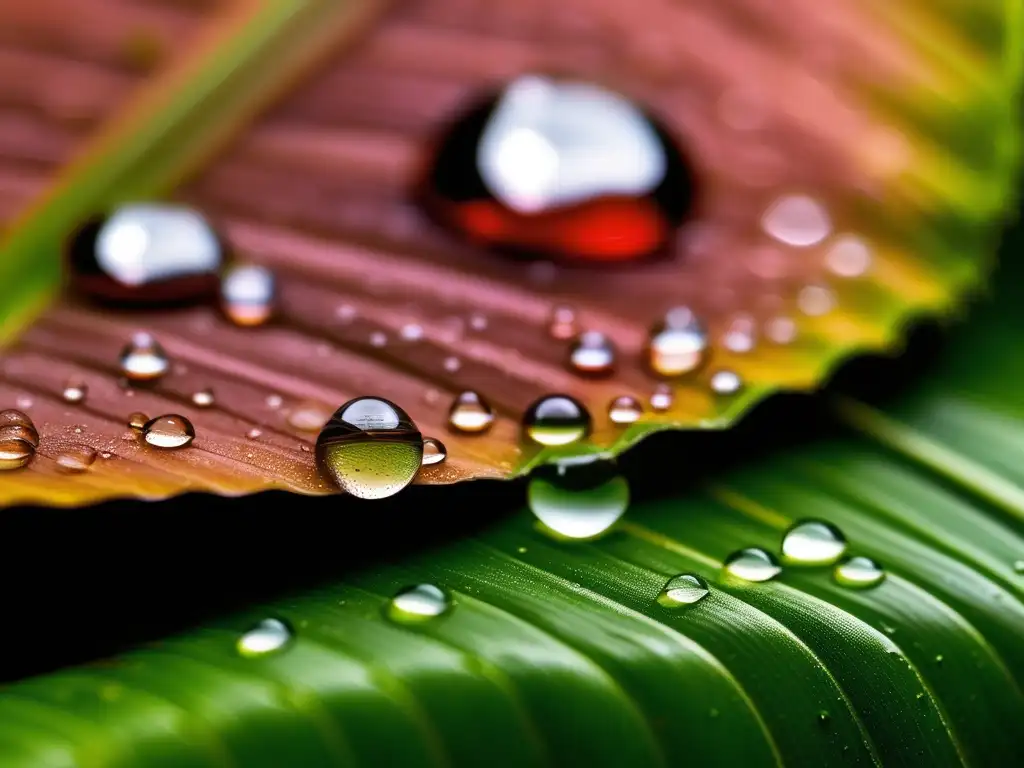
[0,0,1020,506]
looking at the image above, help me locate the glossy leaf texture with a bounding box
[0,0,1022,505]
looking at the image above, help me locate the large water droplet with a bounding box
[657,573,710,607]
[67,203,223,305]
[723,547,781,582]
[56,444,97,473]
[127,411,149,431]
[316,396,423,500]
[120,332,170,382]
[781,520,847,565]
[646,307,709,378]
[833,556,886,589]
[237,618,293,658]
[62,378,88,404]
[608,395,643,425]
[568,331,616,377]
[448,391,496,434]
[220,264,276,327]
[523,394,591,446]
[386,584,452,622]
[528,456,628,539]
[0,433,34,471]
[286,401,332,432]
[421,437,447,465]
[192,388,215,408]
[0,409,39,448]
[761,194,831,247]
[143,414,196,449]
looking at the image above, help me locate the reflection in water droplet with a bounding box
[316,396,423,500]
[798,285,835,316]
[387,584,452,623]
[448,391,495,434]
[762,194,831,247]
[608,395,643,425]
[56,444,97,473]
[782,520,847,565]
[287,402,332,432]
[723,547,781,582]
[221,264,276,327]
[237,618,293,658]
[421,437,447,465]
[646,307,709,377]
[143,414,196,449]
[0,434,34,470]
[650,384,673,412]
[657,573,710,607]
[833,556,885,589]
[62,378,88,404]
[0,410,39,447]
[523,394,591,446]
[128,411,149,431]
[119,332,169,381]
[528,456,629,539]
[192,388,215,407]
[709,370,743,396]
[826,235,871,277]
[548,305,578,340]
[568,331,616,377]
[723,315,756,353]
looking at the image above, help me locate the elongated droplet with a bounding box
[387,584,452,623]
[523,394,591,446]
[56,444,97,473]
[528,456,628,539]
[833,556,885,589]
[608,395,643,425]
[657,573,710,607]
[287,402,332,432]
[316,396,423,500]
[237,618,293,658]
[709,370,743,396]
[0,410,39,447]
[192,388,215,407]
[723,547,781,583]
[221,264,276,327]
[143,414,195,449]
[568,330,616,377]
[120,332,169,382]
[548,305,578,340]
[421,437,447,465]
[646,307,709,378]
[62,378,88,404]
[448,391,496,434]
[782,520,847,565]
[0,435,34,470]
[127,411,149,431]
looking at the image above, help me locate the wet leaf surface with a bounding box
[0,0,1021,505]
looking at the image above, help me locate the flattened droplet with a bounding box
[220,264,276,327]
[523,394,591,446]
[0,410,38,447]
[56,444,97,473]
[119,332,169,382]
[421,437,447,465]
[143,414,196,449]
[387,584,452,622]
[528,456,628,539]
[0,435,34,471]
[608,395,643,425]
[646,307,709,378]
[287,402,332,432]
[237,618,293,658]
[127,411,149,431]
[192,388,215,408]
[782,520,847,565]
[657,573,710,607]
[709,370,743,396]
[448,391,496,434]
[568,331,616,377]
[833,556,886,589]
[62,378,88,404]
[723,547,781,583]
[762,194,831,247]
[649,385,673,412]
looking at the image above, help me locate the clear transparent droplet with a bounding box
[528,456,628,539]
[119,332,169,382]
[143,414,196,449]
[0,434,34,471]
[287,401,332,432]
[657,573,710,607]
[192,388,215,408]
[833,556,886,589]
[127,411,149,431]
[761,194,831,247]
[56,444,97,473]
[62,378,88,404]
[650,384,673,412]
[0,410,39,448]
[237,618,293,658]
[646,307,709,378]
[523,394,591,447]
[221,264,276,327]
[723,547,781,583]
[568,330,616,377]
[548,304,578,340]
[608,395,643,425]
[448,391,495,434]
[709,370,743,396]
[387,584,452,623]
[782,520,847,565]
[421,436,447,465]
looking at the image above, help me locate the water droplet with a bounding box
[400,323,424,341]
[15,395,33,410]
[56,444,97,473]
[765,316,797,345]
[722,315,756,353]
[818,711,831,727]
[62,378,88,404]
[761,194,831,247]
[646,307,709,378]
[220,264,276,327]
[523,394,591,446]
[286,401,331,432]
[237,618,293,658]
[448,391,496,434]
[387,584,452,622]
[1013,559,1024,574]
[265,394,283,410]
[315,396,423,500]
[0,434,34,471]
[246,428,262,440]
[528,456,628,539]
[191,388,215,408]
[119,332,169,381]
[0,410,39,447]
[798,285,835,317]
[650,384,673,412]
[608,395,643,425]
[335,304,357,323]
[781,520,847,565]
[934,654,943,665]
[67,203,223,305]
[657,573,710,607]
[421,437,447,465]
[568,331,616,377]
[709,370,743,396]
[548,305,578,340]
[833,556,885,589]
[826,235,871,277]
[369,331,388,348]
[127,411,149,431]
[723,547,781,582]
[142,414,196,449]
[469,313,488,331]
